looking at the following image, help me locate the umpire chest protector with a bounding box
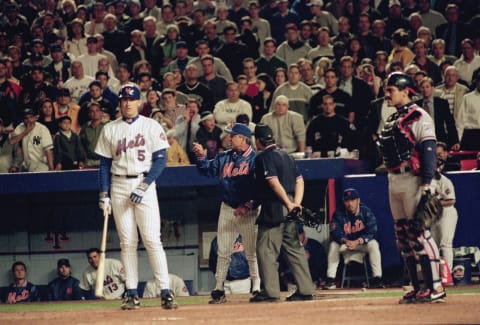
[378,104,421,170]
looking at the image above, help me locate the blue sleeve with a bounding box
[99,156,112,193]
[330,211,345,244]
[196,155,220,177]
[143,149,167,185]
[420,139,437,185]
[360,206,377,243]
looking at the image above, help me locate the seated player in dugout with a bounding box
[323,188,385,289]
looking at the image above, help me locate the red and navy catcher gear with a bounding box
[386,72,417,98]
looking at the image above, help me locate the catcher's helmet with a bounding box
[386,72,416,97]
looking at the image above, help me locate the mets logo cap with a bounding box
[119,84,140,100]
[343,188,360,200]
[225,123,252,138]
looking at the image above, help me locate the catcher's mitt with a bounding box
[286,206,324,229]
[412,190,443,231]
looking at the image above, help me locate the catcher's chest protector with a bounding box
[379,105,420,170]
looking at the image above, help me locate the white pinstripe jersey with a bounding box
[95,116,169,175]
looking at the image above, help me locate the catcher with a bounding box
[378,72,445,304]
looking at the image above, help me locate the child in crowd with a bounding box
[53,116,85,170]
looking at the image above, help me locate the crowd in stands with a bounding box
[1,0,480,173]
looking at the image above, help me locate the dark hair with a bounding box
[95,70,109,80]
[11,261,27,273]
[256,73,276,93]
[86,247,100,256]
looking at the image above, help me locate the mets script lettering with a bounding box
[222,161,249,178]
[343,220,365,234]
[7,289,30,303]
[116,134,145,156]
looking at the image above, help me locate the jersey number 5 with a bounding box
[138,150,145,161]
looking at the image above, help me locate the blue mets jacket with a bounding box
[330,203,378,245]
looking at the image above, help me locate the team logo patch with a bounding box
[159,132,166,141]
[125,87,135,96]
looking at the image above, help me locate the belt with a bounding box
[113,172,147,178]
[390,165,411,174]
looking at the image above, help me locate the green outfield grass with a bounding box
[1,286,479,313]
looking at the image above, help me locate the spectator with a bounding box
[196,110,223,159]
[116,63,133,91]
[347,36,366,67]
[21,66,57,112]
[252,73,275,124]
[412,38,442,85]
[271,64,313,123]
[298,59,318,91]
[372,19,393,55]
[260,95,306,153]
[101,13,129,60]
[436,141,460,172]
[79,102,108,168]
[142,274,191,298]
[167,40,192,75]
[124,0,144,35]
[307,27,334,62]
[332,17,354,47]
[242,58,259,98]
[270,0,300,44]
[456,74,480,150]
[165,129,190,166]
[4,261,39,303]
[436,66,470,121]
[309,0,338,35]
[47,258,82,301]
[306,94,357,157]
[216,26,249,79]
[238,17,260,60]
[38,98,58,137]
[358,63,382,98]
[356,13,382,60]
[199,55,228,105]
[384,1,411,39]
[76,36,108,79]
[79,248,126,300]
[142,89,162,120]
[416,77,459,150]
[0,58,19,129]
[85,2,106,36]
[54,88,81,134]
[78,80,114,126]
[388,29,415,68]
[121,30,146,73]
[428,39,458,67]
[10,108,54,172]
[53,116,86,171]
[159,88,187,127]
[174,98,201,162]
[276,23,311,67]
[189,40,233,82]
[299,20,316,49]
[46,44,71,87]
[177,64,214,113]
[202,20,225,56]
[0,118,22,173]
[22,40,52,68]
[416,0,446,38]
[323,189,384,289]
[255,38,288,80]
[95,36,119,83]
[208,235,252,294]
[156,4,176,36]
[454,39,480,86]
[248,1,271,54]
[63,60,95,103]
[431,149,459,271]
[214,82,253,131]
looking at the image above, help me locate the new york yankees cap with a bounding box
[119,84,141,100]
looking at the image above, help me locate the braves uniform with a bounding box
[79,258,126,300]
[195,124,260,302]
[431,174,458,271]
[379,73,444,303]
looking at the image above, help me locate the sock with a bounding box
[160,289,170,296]
[127,289,138,296]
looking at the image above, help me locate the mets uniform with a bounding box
[79,258,126,300]
[142,274,190,298]
[195,127,260,299]
[431,173,458,271]
[95,114,171,295]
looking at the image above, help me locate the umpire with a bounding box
[250,124,315,303]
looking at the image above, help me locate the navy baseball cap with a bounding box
[343,188,360,200]
[50,44,63,53]
[57,258,71,268]
[119,84,141,100]
[176,41,188,49]
[22,108,36,117]
[254,123,274,141]
[225,123,252,138]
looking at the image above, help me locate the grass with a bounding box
[1,286,479,313]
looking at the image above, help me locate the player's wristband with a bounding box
[99,192,109,199]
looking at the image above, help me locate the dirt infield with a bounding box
[1,288,480,325]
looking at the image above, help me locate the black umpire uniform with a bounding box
[250,124,315,302]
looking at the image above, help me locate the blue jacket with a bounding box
[330,204,378,245]
[196,146,256,208]
[47,276,83,301]
[209,235,250,280]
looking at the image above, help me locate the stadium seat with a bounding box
[460,159,477,171]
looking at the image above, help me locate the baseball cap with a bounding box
[22,108,36,117]
[119,84,141,100]
[50,44,63,53]
[274,95,289,105]
[254,123,274,141]
[225,123,252,138]
[57,258,71,268]
[176,41,188,49]
[58,88,71,97]
[308,0,324,7]
[200,110,214,122]
[285,23,298,31]
[87,36,98,44]
[30,52,44,62]
[343,188,360,200]
[389,0,401,8]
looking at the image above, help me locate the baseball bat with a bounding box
[95,209,109,298]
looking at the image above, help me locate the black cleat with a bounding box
[161,291,178,309]
[209,289,226,304]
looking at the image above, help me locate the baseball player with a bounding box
[79,248,126,300]
[378,72,445,304]
[142,274,191,298]
[192,123,261,304]
[48,258,82,301]
[95,84,176,310]
[431,144,459,271]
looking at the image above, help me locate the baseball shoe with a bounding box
[285,291,314,302]
[121,294,140,310]
[209,289,226,304]
[398,289,418,304]
[249,291,279,303]
[161,291,178,309]
[322,278,336,290]
[369,277,386,289]
[415,288,446,304]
